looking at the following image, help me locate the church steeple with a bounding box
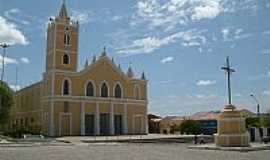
[127,63,134,78]
[141,71,146,80]
[101,46,107,57]
[58,0,69,19]
[84,59,88,68]
[45,0,79,72]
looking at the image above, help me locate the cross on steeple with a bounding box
[221,56,235,105]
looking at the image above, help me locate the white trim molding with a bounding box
[62,53,70,65]
[61,77,72,96]
[113,81,124,98]
[80,102,85,136]
[99,80,110,97]
[133,84,141,100]
[84,79,96,96]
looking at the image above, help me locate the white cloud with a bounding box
[195,94,218,100]
[0,55,18,68]
[4,8,30,25]
[71,10,94,24]
[132,0,224,30]
[117,29,206,56]
[20,57,30,64]
[191,0,223,21]
[262,30,270,35]
[0,16,28,45]
[259,49,270,54]
[235,93,243,97]
[196,80,216,86]
[161,56,174,63]
[221,27,252,41]
[111,16,123,21]
[151,80,174,85]
[262,90,270,96]
[9,84,20,91]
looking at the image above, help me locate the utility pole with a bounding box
[250,94,260,117]
[0,43,10,85]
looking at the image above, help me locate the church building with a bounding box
[9,3,148,137]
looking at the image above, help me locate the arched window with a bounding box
[63,54,70,64]
[134,85,140,100]
[64,34,70,45]
[114,84,122,98]
[86,81,94,96]
[63,79,70,95]
[101,83,108,97]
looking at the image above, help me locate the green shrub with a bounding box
[179,120,201,135]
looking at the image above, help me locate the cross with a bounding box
[221,56,235,105]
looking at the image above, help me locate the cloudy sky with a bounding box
[1,0,270,116]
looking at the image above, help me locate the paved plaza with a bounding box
[0,142,269,160]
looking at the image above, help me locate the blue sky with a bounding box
[1,0,270,116]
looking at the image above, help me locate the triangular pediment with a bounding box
[79,56,129,80]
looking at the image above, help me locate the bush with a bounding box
[262,115,270,127]
[246,117,261,128]
[179,120,201,135]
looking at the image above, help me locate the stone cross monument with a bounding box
[214,57,250,147]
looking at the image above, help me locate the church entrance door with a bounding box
[100,113,110,135]
[114,115,122,135]
[85,114,95,135]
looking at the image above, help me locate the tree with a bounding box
[246,117,261,128]
[179,120,201,135]
[0,81,14,125]
[262,114,270,127]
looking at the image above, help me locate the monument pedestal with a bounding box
[214,104,250,147]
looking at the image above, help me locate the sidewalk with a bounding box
[188,143,270,152]
[56,134,213,144]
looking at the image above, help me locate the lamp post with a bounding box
[250,94,260,117]
[0,43,10,84]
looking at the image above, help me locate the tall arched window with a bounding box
[63,54,70,64]
[63,79,70,95]
[64,34,70,45]
[114,84,122,98]
[101,83,108,97]
[86,81,94,96]
[134,85,140,100]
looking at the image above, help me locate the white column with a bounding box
[49,100,55,136]
[123,103,128,134]
[80,102,85,136]
[110,102,115,135]
[145,103,149,134]
[95,102,100,135]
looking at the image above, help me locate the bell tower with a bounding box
[45,1,79,72]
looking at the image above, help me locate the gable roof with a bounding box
[80,55,130,80]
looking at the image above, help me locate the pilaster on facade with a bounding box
[110,102,115,135]
[49,100,55,136]
[95,102,100,135]
[123,103,128,134]
[80,101,85,135]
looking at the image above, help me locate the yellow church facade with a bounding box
[9,3,148,137]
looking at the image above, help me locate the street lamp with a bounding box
[0,43,10,84]
[250,94,260,117]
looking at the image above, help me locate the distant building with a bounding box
[190,111,219,135]
[148,114,162,133]
[159,116,188,134]
[191,109,255,135]
[9,2,148,137]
